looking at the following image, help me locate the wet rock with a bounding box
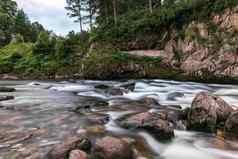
[47,136,91,159]
[92,136,133,159]
[0,95,14,101]
[86,125,106,134]
[87,114,110,125]
[188,92,233,132]
[167,92,184,101]
[95,84,111,90]
[72,98,109,113]
[225,111,238,139]
[0,87,16,92]
[107,87,129,96]
[118,81,136,91]
[69,150,87,159]
[140,97,160,106]
[180,107,190,120]
[119,112,174,140]
[0,132,33,146]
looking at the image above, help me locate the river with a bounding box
[0,79,237,159]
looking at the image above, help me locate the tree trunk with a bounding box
[89,0,93,30]
[149,0,153,14]
[113,0,117,26]
[79,15,83,32]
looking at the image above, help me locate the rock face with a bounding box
[188,92,233,132]
[47,136,91,159]
[225,111,238,139]
[119,112,174,140]
[92,136,133,159]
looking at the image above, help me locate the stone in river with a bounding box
[0,87,16,92]
[92,136,134,159]
[0,95,14,101]
[69,150,87,159]
[95,84,111,89]
[118,81,136,91]
[188,92,233,132]
[118,112,174,140]
[86,113,110,125]
[225,111,238,139]
[47,136,91,159]
[107,87,129,96]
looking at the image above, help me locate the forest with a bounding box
[0,0,238,80]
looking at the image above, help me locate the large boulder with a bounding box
[225,111,238,139]
[47,136,91,159]
[92,136,133,159]
[188,92,233,132]
[118,112,174,140]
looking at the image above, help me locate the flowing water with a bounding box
[0,79,237,158]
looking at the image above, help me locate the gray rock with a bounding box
[188,92,233,132]
[225,111,238,139]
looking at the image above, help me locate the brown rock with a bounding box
[47,136,91,159]
[119,112,174,140]
[188,92,233,132]
[225,111,238,139]
[69,150,87,159]
[93,136,133,159]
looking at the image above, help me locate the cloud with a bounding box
[14,0,81,35]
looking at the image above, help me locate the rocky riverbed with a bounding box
[0,80,237,159]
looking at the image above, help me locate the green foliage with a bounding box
[10,34,24,44]
[33,31,56,55]
[95,0,238,49]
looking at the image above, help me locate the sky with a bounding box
[14,0,81,35]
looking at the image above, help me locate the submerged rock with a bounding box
[188,92,233,132]
[118,81,136,91]
[47,136,91,159]
[86,114,110,125]
[0,95,14,101]
[140,97,160,106]
[107,87,129,96]
[95,84,111,90]
[225,111,238,139]
[72,98,109,113]
[118,112,174,140]
[167,92,184,100]
[92,136,133,159]
[0,87,16,92]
